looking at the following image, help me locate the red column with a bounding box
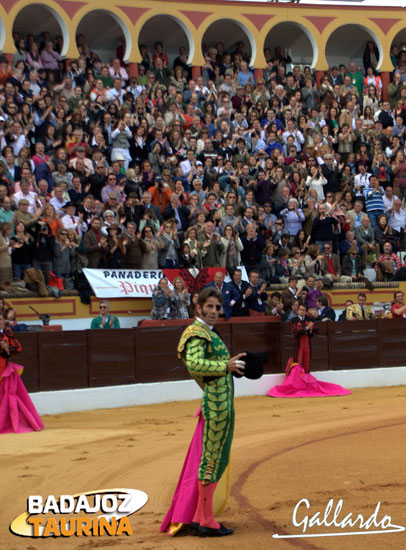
[127,63,138,79]
[64,58,76,72]
[191,66,201,79]
[381,71,390,102]
[314,70,325,87]
[254,68,263,83]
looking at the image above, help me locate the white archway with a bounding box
[264,22,317,68]
[0,17,5,53]
[390,29,406,63]
[138,15,194,66]
[202,19,256,67]
[13,3,68,57]
[76,10,131,63]
[326,24,382,71]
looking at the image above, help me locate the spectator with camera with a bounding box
[31,220,54,283]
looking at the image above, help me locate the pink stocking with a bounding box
[197,480,219,529]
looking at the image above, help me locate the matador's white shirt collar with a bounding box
[196,317,213,330]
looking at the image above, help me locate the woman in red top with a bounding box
[152,42,169,68]
[392,150,406,201]
[43,204,62,237]
[0,58,11,86]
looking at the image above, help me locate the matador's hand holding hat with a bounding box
[233,351,268,380]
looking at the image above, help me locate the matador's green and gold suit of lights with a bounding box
[178,320,233,485]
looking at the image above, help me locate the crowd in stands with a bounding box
[1,31,406,318]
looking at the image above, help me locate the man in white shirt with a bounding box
[49,184,67,215]
[385,132,401,159]
[282,120,305,153]
[61,201,88,237]
[107,78,125,104]
[180,150,201,178]
[195,75,210,99]
[126,78,144,99]
[29,70,41,97]
[353,163,371,200]
[388,198,406,248]
[383,186,398,213]
[8,121,28,156]
[13,179,38,214]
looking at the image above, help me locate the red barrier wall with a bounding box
[18,318,406,393]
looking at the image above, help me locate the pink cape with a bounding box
[0,362,44,434]
[160,409,229,536]
[160,410,204,534]
[267,358,352,398]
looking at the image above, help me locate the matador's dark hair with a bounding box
[197,287,223,307]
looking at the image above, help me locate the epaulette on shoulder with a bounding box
[177,323,212,355]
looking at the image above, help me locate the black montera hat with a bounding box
[233,351,268,380]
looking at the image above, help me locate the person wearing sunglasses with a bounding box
[161,288,246,537]
[90,300,120,329]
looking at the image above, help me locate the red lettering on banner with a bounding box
[119,281,133,295]
[119,281,157,296]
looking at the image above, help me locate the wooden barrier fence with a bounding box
[18,318,406,393]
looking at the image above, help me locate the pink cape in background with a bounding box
[160,409,230,536]
[0,362,44,434]
[267,358,352,398]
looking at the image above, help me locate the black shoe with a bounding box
[190,522,199,536]
[197,523,234,537]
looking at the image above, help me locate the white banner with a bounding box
[83,269,165,298]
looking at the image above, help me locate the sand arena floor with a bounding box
[1,386,406,550]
